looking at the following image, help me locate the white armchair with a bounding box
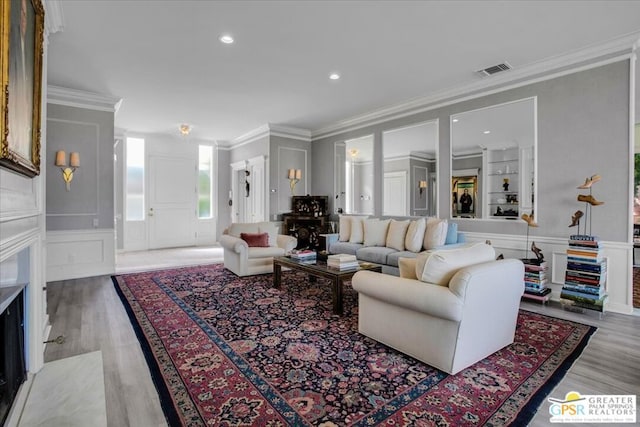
[352,256,524,374]
[220,222,297,276]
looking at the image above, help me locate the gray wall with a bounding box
[312,61,631,242]
[46,104,114,231]
[229,136,269,164]
[217,148,231,239]
[114,137,124,249]
[269,136,312,217]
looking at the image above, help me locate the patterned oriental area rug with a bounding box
[112,264,596,426]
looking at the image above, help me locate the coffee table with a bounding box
[272,256,382,315]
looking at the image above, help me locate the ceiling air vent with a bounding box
[476,62,512,77]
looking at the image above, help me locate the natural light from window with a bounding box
[126,137,145,221]
[198,145,214,219]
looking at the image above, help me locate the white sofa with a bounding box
[352,250,524,375]
[220,222,297,276]
[329,216,466,276]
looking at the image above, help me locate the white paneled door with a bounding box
[148,155,196,249]
[383,171,408,216]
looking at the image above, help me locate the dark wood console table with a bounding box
[282,196,330,250]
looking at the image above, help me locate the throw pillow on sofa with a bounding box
[415,243,496,286]
[398,257,418,279]
[386,219,410,251]
[339,215,369,242]
[338,214,351,242]
[363,219,391,247]
[349,216,369,243]
[444,221,459,245]
[405,217,426,252]
[240,232,270,247]
[423,217,448,250]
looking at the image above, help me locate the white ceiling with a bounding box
[47,1,640,143]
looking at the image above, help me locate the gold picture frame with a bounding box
[0,0,44,177]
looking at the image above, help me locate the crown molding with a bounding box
[43,0,65,35]
[220,123,311,149]
[47,85,123,113]
[268,124,312,142]
[312,31,640,140]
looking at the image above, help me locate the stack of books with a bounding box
[522,259,551,302]
[290,249,317,263]
[561,235,607,312]
[327,254,359,270]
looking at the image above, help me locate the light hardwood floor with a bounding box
[44,273,640,427]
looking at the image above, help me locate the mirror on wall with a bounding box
[382,121,438,216]
[334,135,374,215]
[450,97,536,221]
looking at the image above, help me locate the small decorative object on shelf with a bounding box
[562,174,607,314]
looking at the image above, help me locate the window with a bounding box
[126,137,145,221]
[198,145,214,219]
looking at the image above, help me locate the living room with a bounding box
[1,1,640,426]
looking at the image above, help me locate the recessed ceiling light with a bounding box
[483,130,491,134]
[329,73,340,80]
[452,119,459,123]
[219,34,234,44]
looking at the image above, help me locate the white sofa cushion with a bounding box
[416,243,496,286]
[363,219,390,247]
[349,216,369,243]
[386,219,410,251]
[423,217,448,250]
[247,246,285,259]
[257,222,279,247]
[228,223,260,237]
[405,218,426,252]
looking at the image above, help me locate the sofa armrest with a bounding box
[352,271,463,321]
[276,234,297,252]
[448,259,524,303]
[220,234,248,254]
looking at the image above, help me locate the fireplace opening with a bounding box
[0,290,26,425]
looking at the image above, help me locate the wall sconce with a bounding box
[288,168,302,194]
[418,180,427,197]
[55,150,80,191]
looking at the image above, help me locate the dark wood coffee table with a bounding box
[272,256,382,315]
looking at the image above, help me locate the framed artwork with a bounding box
[452,175,477,217]
[0,0,45,177]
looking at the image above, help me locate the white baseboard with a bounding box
[463,231,634,315]
[46,230,115,282]
[4,373,34,427]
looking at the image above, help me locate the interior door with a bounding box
[148,155,196,249]
[383,171,408,215]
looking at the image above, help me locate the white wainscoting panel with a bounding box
[463,231,633,315]
[46,230,115,282]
